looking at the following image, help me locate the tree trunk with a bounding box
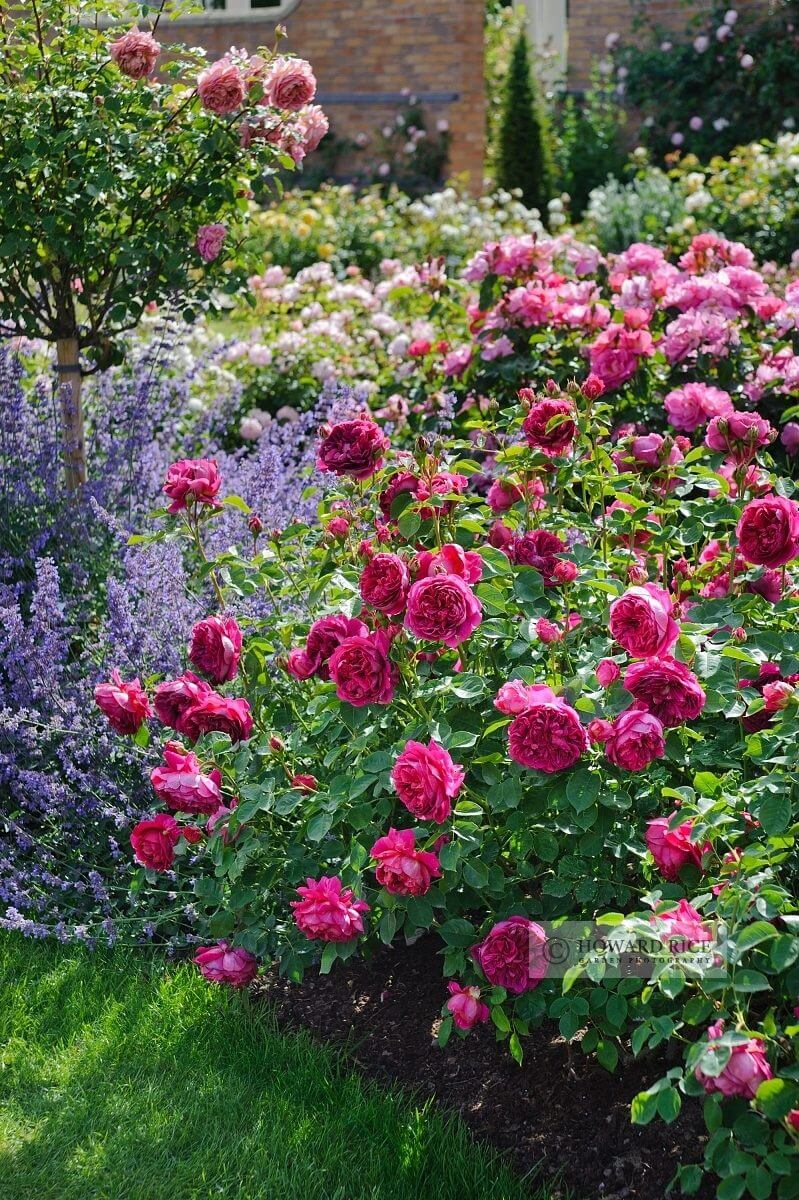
[56,336,86,490]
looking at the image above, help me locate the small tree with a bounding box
[0,0,324,488]
[495,31,554,215]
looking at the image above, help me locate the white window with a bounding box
[177,0,303,19]
[524,0,567,84]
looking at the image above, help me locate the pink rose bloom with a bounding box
[305,614,368,680]
[609,585,680,657]
[521,396,577,456]
[405,574,482,648]
[488,519,515,552]
[536,618,562,644]
[130,812,181,871]
[414,471,469,519]
[379,470,419,522]
[624,657,706,727]
[189,614,242,684]
[443,345,473,378]
[370,826,442,896]
[588,322,654,391]
[328,629,395,706]
[596,658,621,687]
[153,671,213,729]
[471,916,548,994]
[392,738,464,823]
[415,543,483,585]
[695,1020,773,1099]
[664,383,734,432]
[295,103,329,152]
[446,982,489,1031]
[605,709,665,771]
[178,693,254,743]
[150,740,223,815]
[263,56,317,110]
[163,458,222,514]
[582,373,606,400]
[588,718,614,744]
[284,648,316,680]
[359,553,410,616]
[487,479,522,513]
[781,422,799,456]
[737,496,799,568]
[316,418,389,481]
[94,669,152,735]
[194,941,258,987]
[511,529,566,585]
[291,875,370,942]
[197,57,246,116]
[109,29,160,79]
[652,899,712,951]
[646,812,705,880]
[494,681,556,715]
[508,695,588,773]
[763,680,794,711]
[706,411,774,461]
[196,223,227,263]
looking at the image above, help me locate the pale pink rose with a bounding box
[652,899,712,951]
[196,223,227,263]
[471,916,548,994]
[296,104,329,153]
[110,29,160,79]
[194,941,258,987]
[695,1020,772,1099]
[263,57,317,111]
[291,875,369,942]
[446,982,489,1030]
[392,739,464,823]
[370,827,441,896]
[197,58,246,116]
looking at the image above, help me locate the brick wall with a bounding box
[567,0,770,90]
[159,0,485,189]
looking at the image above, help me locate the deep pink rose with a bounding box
[109,29,160,79]
[511,529,566,585]
[596,658,621,687]
[494,681,558,715]
[652,899,712,952]
[153,671,213,729]
[370,827,442,896]
[471,916,548,994]
[536,618,562,644]
[163,458,222,514]
[415,543,483,584]
[291,875,369,942]
[306,614,368,679]
[508,697,588,773]
[588,718,614,744]
[359,553,410,616]
[391,738,464,823]
[196,223,227,263]
[405,574,482,648]
[609,584,680,657]
[197,57,246,115]
[645,812,705,880]
[763,680,794,711]
[487,479,522,512]
[522,396,577,456]
[150,740,223,815]
[263,56,317,110]
[664,383,733,432]
[189,614,242,684]
[316,418,389,480]
[695,1020,773,1099]
[290,773,318,792]
[624,657,706,727]
[193,941,258,987]
[130,812,181,871]
[94,669,152,735]
[178,692,253,743]
[328,629,395,706]
[604,709,665,771]
[285,648,316,680]
[737,496,799,568]
[446,982,489,1030]
[705,411,774,461]
[379,470,418,521]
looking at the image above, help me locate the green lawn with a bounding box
[0,935,549,1200]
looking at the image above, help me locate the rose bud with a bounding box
[290,773,318,792]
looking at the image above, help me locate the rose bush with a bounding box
[97,324,799,1196]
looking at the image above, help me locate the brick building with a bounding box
[159,0,485,187]
[525,0,770,90]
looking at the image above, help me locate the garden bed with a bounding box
[258,936,713,1200]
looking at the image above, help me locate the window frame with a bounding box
[173,0,303,22]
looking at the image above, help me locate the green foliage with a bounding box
[0,934,541,1200]
[495,32,554,215]
[552,72,627,221]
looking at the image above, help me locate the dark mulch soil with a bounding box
[255,936,712,1200]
